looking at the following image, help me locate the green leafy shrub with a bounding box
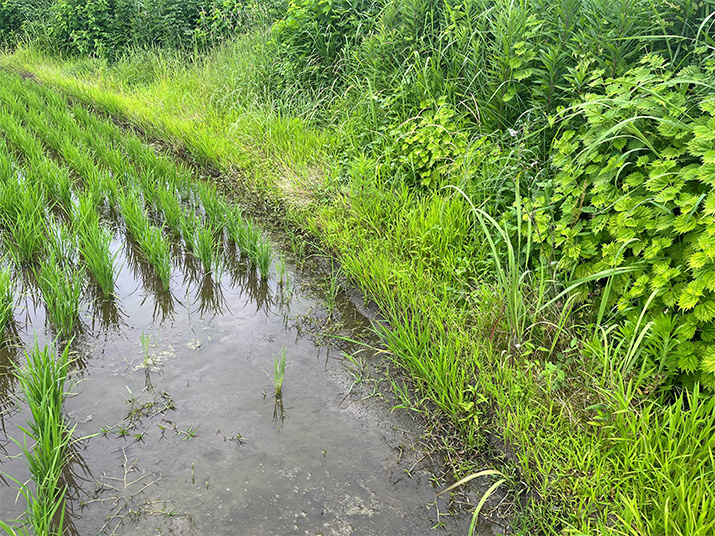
[380,99,468,189]
[528,55,715,388]
[271,0,378,87]
[44,0,274,57]
[0,0,50,47]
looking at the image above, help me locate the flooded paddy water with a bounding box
[0,72,503,535]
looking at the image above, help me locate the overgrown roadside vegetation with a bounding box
[2,0,715,533]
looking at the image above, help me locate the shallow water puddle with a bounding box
[0,234,498,535]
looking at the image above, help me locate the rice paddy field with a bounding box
[0,71,486,535]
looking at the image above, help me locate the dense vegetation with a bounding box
[2,0,715,534]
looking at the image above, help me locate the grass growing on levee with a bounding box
[2,3,715,532]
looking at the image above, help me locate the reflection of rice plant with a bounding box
[35,253,83,339]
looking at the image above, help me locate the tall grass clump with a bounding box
[0,341,74,536]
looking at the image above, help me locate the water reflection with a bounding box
[86,284,126,333]
[124,233,176,324]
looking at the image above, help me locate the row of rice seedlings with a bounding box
[73,194,117,297]
[0,179,48,266]
[0,341,74,536]
[0,109,74,215]
[0,264,15,340]
[4,76,274,281]
[4,92,178,292]
[19,105,114,213]
[195,225,222,275]
[0,79,115,214]
[35,246,84,340]
[0,105,47,167]
[225,207,273,279]
[119,191,172,290]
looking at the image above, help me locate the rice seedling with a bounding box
[140,332,151,367]
[4,193,47,265]
[200,191,228,232]
[195,225,221,275]
[157,189,183,236]
[226,206,249,250]
[78,224,116,297]
[2,341,74,536]
[267,348,287,399]
[35,252,83,340]
[254,241,273,280]
[119,190,149,238]
[276,254,287,286]
[180,212,200,252]
[136,225,173,291]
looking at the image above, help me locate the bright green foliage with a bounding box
[271,0,377,86]
[380,99,467,189]
[529,56,715,387]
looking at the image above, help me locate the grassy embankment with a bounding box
[2,0,715,532]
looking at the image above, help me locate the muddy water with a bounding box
[0,234,500,535]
